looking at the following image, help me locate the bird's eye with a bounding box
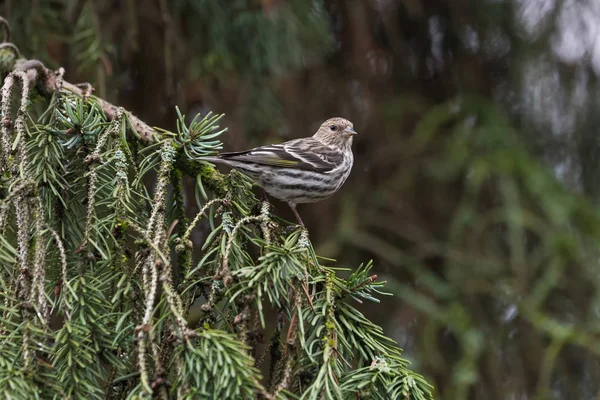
[329,125,337,131]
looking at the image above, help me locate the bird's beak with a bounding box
[344,127,357,136]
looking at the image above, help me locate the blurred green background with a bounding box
[7,0,600,398]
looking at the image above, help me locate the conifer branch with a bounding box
[2,54,156,143]
[0,15,434,400]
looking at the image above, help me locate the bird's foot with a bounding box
[259,189,269,202]
[251,200,273,217]
[284,224,306,236]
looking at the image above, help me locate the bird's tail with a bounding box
[200,152,247,165]
[198,155,225,164]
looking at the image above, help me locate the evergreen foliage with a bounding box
[172,0,333,132]
[0,17,433,400]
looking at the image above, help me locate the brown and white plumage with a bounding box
[201,117,356,225]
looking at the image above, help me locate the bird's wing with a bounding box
[218,138,342,172]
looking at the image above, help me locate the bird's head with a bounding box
[313,117,357,149]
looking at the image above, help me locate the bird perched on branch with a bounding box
[202,117,356,226]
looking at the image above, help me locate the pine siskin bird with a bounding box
[202,117,357,226]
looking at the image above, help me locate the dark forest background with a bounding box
[6,0,600,398]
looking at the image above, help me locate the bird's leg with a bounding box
[252,189,272,216]
[288,202,305,226]
[260,188,269,202]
